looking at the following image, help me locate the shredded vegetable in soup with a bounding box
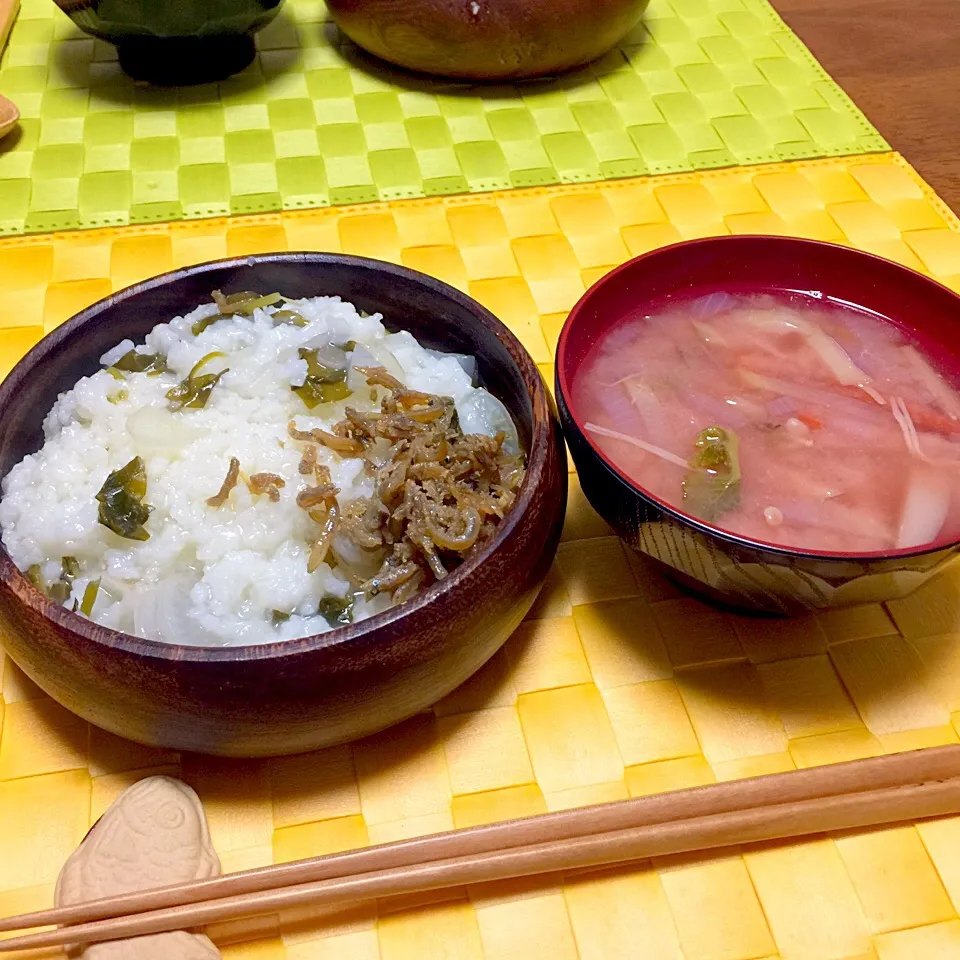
[573,289,960,554]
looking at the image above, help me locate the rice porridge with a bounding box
[0,292,524,646]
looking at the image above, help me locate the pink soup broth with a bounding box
[572,290,960,554]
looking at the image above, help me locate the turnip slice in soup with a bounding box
[897,468,952,549]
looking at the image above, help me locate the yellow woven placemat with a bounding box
[3,151,960,959]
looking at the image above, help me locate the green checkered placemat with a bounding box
[0,0,888,235]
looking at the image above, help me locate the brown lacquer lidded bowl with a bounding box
[325,0,650,80]
[0,254,566,756]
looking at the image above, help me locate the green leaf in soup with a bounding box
[292,347,352,409]
[317,594,354,626]
[96,456,151,541]
[681,426,741,522]
[271,609,291,626]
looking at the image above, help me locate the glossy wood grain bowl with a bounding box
[0,254,567,757]
[326,0,649,80]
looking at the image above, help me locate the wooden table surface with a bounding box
[774,0,960,213]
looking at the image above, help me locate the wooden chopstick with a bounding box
[7,747,960,936]
[3,774,960,952]
[2,744,959,938]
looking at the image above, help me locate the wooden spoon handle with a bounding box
[0,0,20,137]
[0,0,18,53]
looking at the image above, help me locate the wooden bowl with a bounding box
[0,254,566,756]
[556,236,960,615]
[326,0,650,80]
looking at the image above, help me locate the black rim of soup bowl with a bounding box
[0,253,555,662]
[555,235,960,567]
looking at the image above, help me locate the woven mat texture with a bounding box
[2,153,960,959]
[0,0,888,236]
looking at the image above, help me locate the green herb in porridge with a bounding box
[317,594,354,626]
[113,350,169,375]
[167,352,229,411]
[96,456,151,541]
[292,347,352,409]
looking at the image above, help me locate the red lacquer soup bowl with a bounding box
[556,236,960,614]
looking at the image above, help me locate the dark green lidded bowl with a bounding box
[52,0,284,84]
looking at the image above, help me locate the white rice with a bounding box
[0,295,519,646]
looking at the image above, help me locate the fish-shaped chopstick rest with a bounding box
[55,776,222,959]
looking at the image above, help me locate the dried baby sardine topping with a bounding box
[288,366,524,607]
[288,421,365,455]
[296,483,340,510]
[307,501,339,573]
[298,444,318,475]
[206,457,241,508]
[248,472,286,502]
